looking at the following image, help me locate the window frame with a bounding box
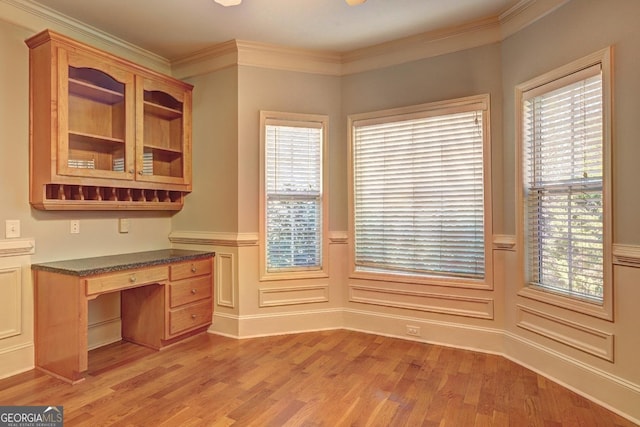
[347,94,493,290]
[259,111,329,281]
[515,47,613,320]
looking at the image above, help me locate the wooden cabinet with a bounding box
[25,29,193,211]
[121,257,214,350]
[32,250,214,383]
[166,258,213,337]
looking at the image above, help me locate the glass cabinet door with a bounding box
[58,49,135,180]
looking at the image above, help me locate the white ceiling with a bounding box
[33,0,520,60]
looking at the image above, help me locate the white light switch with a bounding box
[5,220,20,238]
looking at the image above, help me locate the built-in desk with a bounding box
[32,249,215,383]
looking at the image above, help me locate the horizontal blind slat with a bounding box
[524,72,604,301]
[354,109,486,278]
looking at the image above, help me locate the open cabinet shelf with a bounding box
[25,29,193,211]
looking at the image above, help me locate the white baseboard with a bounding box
[210,309,343,339]
[504,331,640,425]
[0,342,34,380]
[342,308,504,354]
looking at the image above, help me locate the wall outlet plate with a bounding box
[118,218,130,233]
[70,220,80,234]
[406,325,421,337]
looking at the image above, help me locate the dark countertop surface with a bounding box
[31,249,214,277]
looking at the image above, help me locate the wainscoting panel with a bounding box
[216,252,236,308]
[0,244,35,379]
[259,284,329,307]
[0,267,21,339]
[516,305,614,361]
[349,284,494,319]
[87,319,122,350]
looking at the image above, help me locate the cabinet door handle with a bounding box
[191,314,197,319]
[191,289,197,295]
[129,275,136,283]
[191,265,197,273]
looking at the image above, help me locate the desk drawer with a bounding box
[170,258,212,281]
[86,266,168,296]
[169,299,212,336]
[169,275,212,308]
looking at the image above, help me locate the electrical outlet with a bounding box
[70,220,80,234]
[118,218,130,233]
[406,325,421,337]
[5,220,20,238]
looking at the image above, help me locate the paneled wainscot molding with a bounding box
[169,231,258,247]
[0,267,22,339]
[0,239,35,257]
[493,234,516,251]
[328,231,348,245]
[612,244,640,267]
[216,252,236,308]
[259,284,329,308]
[349,284,494,320]
[516,305,614,362]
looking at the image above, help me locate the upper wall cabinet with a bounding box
[25,30,193,211]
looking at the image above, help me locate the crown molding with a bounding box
[0,0,170,73]
[171,40,239,80]
[341,16,501,75]
[171,0,568,78]
[1,0,570,79]
[236,40,342,76]
[499,0,571,39]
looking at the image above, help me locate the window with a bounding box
[349,95,492,287]
[517,48,612,317]
[260,111,328,279]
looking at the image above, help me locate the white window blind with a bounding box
[352,108,486,279]
[523,67,604,301]
[265,122,323,272]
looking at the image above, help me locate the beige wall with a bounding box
[2,0,640,422]
[499,0,640,419]
[501,0,640,241]
[176,2,640,421]
[237,66,343,232]
[172,66,239,232]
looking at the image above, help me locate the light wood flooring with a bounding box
[0,330,636,426]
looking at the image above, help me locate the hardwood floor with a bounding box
[0,330,636,426]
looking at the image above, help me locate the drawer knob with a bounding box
[191,314,197,319]
[191,265,197,273]
[191,289,197,294]
[129,275,136,283]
